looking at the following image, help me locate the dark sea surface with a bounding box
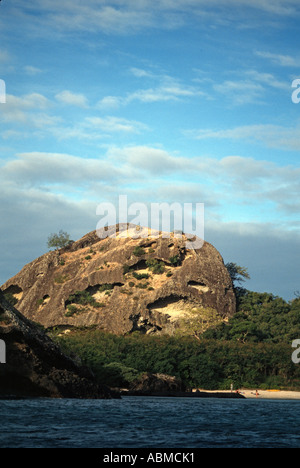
[0,396,300,448]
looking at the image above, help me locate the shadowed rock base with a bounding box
[123,372,245,398]
[0,289,119,399]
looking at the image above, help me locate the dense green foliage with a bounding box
[65,289,106,316]
[145,258,165,274]
[204,292,300,344]
[132,272,149,280]
[51,262,300,391]
[67,289,105,308]
[55,326,300,390]
[132,246,146,257]
[54,291,300,390]
[47,230,71,250]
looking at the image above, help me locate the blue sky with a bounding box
[0,0,300,300]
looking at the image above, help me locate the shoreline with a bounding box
[194,389,300,400]
[2,389,300,400]
[118,387,300,399]
[122,389,300,399]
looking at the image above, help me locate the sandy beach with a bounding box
[195,389,300,399]
[240,389,300,399]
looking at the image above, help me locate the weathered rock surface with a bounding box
[125,372,245,398]
[0,290,119,398]
[129,372,185,394]
[1,224,236,335]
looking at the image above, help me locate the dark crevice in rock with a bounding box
[129,313,162,335]
[147,294,188,312]
[2,284,23,296]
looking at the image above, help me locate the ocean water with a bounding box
[0,396,300,448]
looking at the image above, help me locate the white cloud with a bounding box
[255,50,300,67]
[186,123,300,151]
[55,90,89,108]
[0,178,98,286]
[233,0,300,16]
[213,80,264,105]
[48,115,149,142]
[0,93,58,130]
[195,67,292,105]
[1,152,124,187]
[96,96,122,110]
[245,70,289,91]
[98,76,205,107]
[1,145,299,299]
[130,67,155,78]
[85,116,149,134]
[0,89,150,142]
[30,1,154,34]
[3,147,298,222]
[206,218,300,300]
[7,0,300,39]
[5,93,50,111]
[23,65,43,76]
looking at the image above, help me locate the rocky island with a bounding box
[1,224,235,335]
[0,225,240,399]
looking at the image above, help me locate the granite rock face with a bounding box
[1,225,236,335]
[0,290,118,398]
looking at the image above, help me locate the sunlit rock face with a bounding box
[1,225,236,335]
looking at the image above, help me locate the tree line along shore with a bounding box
[52,289,300,392]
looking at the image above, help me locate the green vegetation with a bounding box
[98,284,114,292]
[66,289,105,309]
[51,262,300,391]
[4,292,18,306]
[146,258,165,274]
[226,262,251,301]
[47,230,72,250]
[100,362,141,387]
[205,292,300,344]
[55,289,300,390]
[132,271,149,280]
[135,282,149,289]
[133,246,146,257]
[175,307,223,340]
[65,304,78,317]
[226,262,250,286]
[55,319,300,390]
[169,255,180,266]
